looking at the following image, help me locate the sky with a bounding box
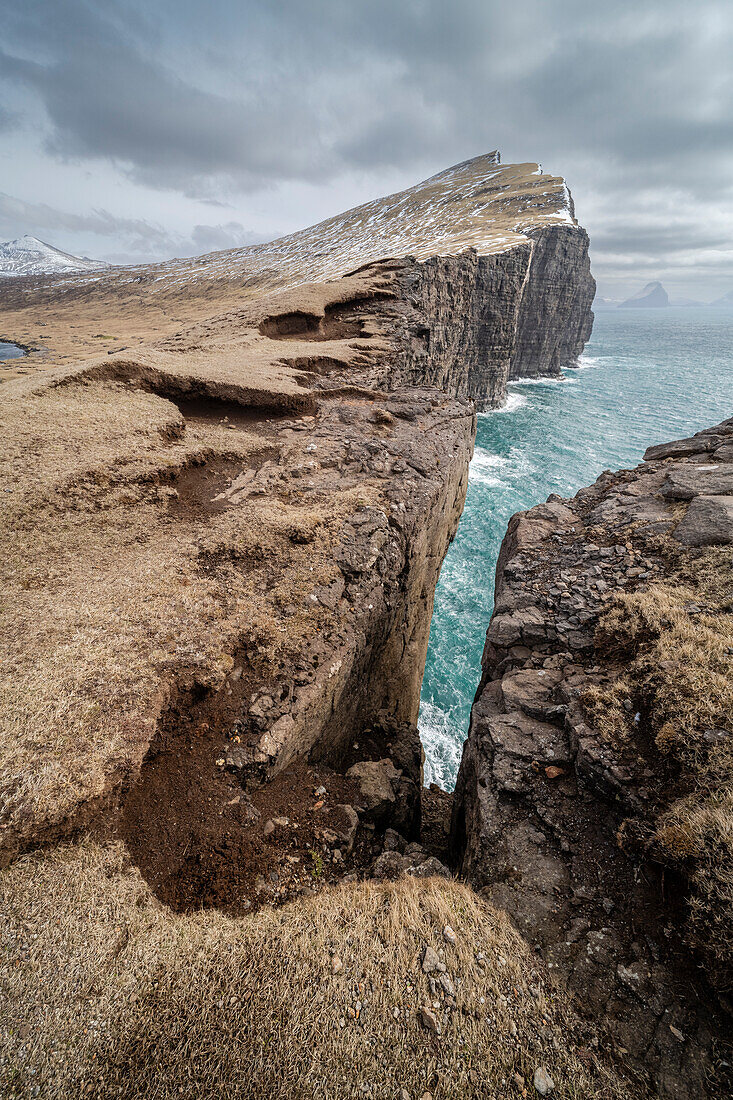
[1,0,732,300]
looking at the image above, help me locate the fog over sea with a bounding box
[419,308,733,787]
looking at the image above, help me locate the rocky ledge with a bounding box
[452,418,733,1097]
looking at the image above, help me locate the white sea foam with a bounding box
[509,375,568,387]
[469,447,508,487]
[478,391,528,417]
[472,448,507,469]
[418,700,464,789]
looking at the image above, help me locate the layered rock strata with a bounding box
[509,226,595,379]
[2,153,594,406]
[452,418,733,1097]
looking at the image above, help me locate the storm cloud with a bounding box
[1,0,732,295]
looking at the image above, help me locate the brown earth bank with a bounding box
[452,418,733,1098]
[0,154,627,1099]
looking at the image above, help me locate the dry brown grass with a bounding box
[0,842,633,1100]
[587,544,733,988]
[0,155,572,378]
[0,369,364,850]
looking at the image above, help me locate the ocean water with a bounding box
[419,308,733,788]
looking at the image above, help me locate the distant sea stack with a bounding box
[619,280,669,308]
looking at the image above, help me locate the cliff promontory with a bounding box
[453,419,733,1097]
[1,152,594,408]
[0,154,611,1099]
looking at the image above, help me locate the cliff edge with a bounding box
[452,419,733,1097]
[0,154,610,1100]
[1,152,594,407]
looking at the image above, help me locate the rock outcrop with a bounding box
[619,281,670,309]
[2,153,594,407]
[452,418,733,1097]
[509,226,595,379]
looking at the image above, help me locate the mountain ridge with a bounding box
[0,234,109,278]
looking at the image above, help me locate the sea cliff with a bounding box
[452,419,733,1097]
[0,154,617,1100]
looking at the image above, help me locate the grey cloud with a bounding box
[1,2,330,195]
[0,105,20,132]
[1,0,732,294]
[0,193,266,262]
[590,224,733,259]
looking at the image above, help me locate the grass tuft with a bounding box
[587,545,733,989]
[0,841,633,1100]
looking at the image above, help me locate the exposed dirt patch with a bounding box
[278,355,349,376]
[259,310,321,339]
[173,394,290,432]
[260,298,380,342]
[421,784,454,866]
[118,695,373,915]
[167,457,249,518]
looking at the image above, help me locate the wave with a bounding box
[478,391,528,416]
[472,448,507,469]
[509,375,572,387]
[418,700,463,790]
[469,447,509,487]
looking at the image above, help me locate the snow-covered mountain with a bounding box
[0,236,110,278]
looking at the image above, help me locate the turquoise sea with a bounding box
[419,308,733,788]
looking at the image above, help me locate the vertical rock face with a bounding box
[509,226,596,379]
[399,247,533,409]
[391,226,594,409]
[451,420,733,1099]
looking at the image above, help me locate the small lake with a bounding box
[0,340,26,360]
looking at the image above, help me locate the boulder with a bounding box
[330,804,359,852]
[346,758,400,825]
[662,465,733,501]
[674,495,733,546]
[500,668,563,720]
[644,436,711,462]
[336,508,390,574]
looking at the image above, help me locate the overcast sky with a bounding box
[1,0,732,298]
